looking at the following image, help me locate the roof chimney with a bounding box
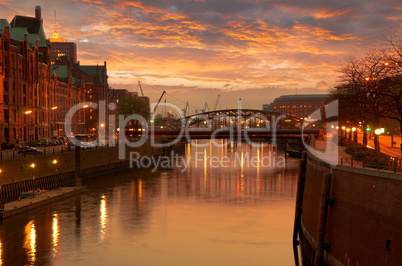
[35,6,42,20]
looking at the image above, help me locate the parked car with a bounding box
[80,141,96,149]
[48,140,57,146]
[38,139,49,147]
[1,142,19,150]
[17,147,43,155]
[94,140,107,147]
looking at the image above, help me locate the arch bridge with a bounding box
[183,109,315,130]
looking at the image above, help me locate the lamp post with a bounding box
[352,127,357,143]
[30,163,36,197]
[25,110,32,143]
[50,106,58,137]
[374,129,382,153]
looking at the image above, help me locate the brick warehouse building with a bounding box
[0,6,52,143]
[0,6,113,144]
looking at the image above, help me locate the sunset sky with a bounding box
[1,0,401,110]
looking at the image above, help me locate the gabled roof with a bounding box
[77,64,107,84]
[27,34,40,47]
[10,16,41,35]
[0,19,10,34]
[9,27,28,42]
[51,65,70,79]
[10,15,47,47]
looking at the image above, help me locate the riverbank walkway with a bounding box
[313,139,402,172]
[312,139,363,167]
[1,186,86,219]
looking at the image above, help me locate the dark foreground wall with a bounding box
[301,152,402,266]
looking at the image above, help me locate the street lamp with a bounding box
[50,106,58,137]
[52,159,58,176]
[30,163,36,198]
[25,110,33,142]
[374,129,382,153]
[352,127,357,143]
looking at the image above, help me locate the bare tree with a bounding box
[335,50,394,152]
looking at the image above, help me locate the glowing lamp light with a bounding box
[83,105,89,108]
[336,126,339,130]
[346,128,350,132]
[53,160,57,164]
[341,126,346,130]
[30,163,35,168]
[385,62,390,66]
[352,127,356,132]
[51,106,58,110]
[25,110,32,114]
[374,129,382,135]
[365,77,370,81]
[100,124,105,127]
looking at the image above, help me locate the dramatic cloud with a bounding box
[1,0,401,109]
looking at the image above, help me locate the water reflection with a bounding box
[100,195,107,240]
[0,141,299,265]
[52,213,59,257]
[24,220,36,264]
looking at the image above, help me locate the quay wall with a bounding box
[0,144,163,185]
[301,152,402,266]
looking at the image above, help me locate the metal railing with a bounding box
[0,144,111,160]
[340,156,402,173]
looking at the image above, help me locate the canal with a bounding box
[0,141,299,265]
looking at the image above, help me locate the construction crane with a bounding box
[201,102,209,113]
[138,80,144,97]
[182,101,190,117]
[214,95,220,111]
[149,91,166,122]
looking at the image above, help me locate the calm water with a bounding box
[0,142,299,265]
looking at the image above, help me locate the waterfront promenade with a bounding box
[1,187,86,219]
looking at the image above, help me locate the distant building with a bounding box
[50,41,77,65]
[114,89,150,113]
[74,62,110,133]
[114,89,138,102]
[262,103,273,111]
[270,94,330,118]
[49,16,77,64]
[139,96,150,109]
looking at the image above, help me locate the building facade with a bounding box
[0,6,112,144]
[0,6,52,144]
[270,94,330,118]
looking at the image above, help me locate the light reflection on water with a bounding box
[52,213,59,257]
[24,220,36,264]
[100,196,107,241]
[0,142,298,265]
